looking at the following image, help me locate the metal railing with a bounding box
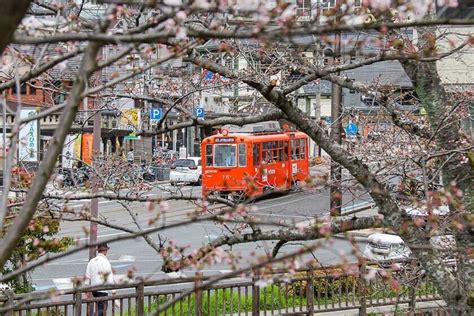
[0,263,442,315]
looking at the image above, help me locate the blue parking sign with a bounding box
[150,108,162,121]
[194,107,205,119]
[346,122,358,136]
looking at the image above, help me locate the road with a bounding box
[32,183,372,291]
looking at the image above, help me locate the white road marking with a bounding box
[255,194,319,211]
[166,271,186,278]
[252,212,311,218]
[51,275,127,290]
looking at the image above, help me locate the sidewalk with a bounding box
[313,300,445,315]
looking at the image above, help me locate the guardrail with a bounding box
[0,262,443,316]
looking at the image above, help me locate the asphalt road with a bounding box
[32,184,371,290]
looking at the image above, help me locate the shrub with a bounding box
[286,269,359,299]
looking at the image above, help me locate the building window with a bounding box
[29,82,37,95]
[320,0,336,9]
[12,83,27,95]
[287,0,311,17]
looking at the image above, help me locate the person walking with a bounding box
[127,148,134,164]
[85,243,116,316]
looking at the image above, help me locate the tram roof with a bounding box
[204,131,308,142]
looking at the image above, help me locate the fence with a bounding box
[0,263,442,316]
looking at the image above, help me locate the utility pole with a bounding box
[89,101,101,259]
[2,93,6,181]
[330,0,343,216]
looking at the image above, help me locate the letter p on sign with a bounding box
[150,108,162,121]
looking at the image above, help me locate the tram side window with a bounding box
[299,139,306,159]
[281,141,289,161]
[291,139,306,160]
[262,141,285,163]
[205,144,213,166]
[272,141,279,161]
[239,144,247,167]
[262,142,270,163]
[253,144,261,165]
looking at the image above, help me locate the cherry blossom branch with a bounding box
[323,73,433,139]
[39,191,235,206]
[12,18,474,45]
[118,201,163,253]
[83,41,199,97]
[0,208,292,283]
[150,236,351,316]
[283,43,469,96]
[162,216,379,272]
[16,46,136,126]
[0,48,85,93]
[139,111,284,136]
[0,8,115,268]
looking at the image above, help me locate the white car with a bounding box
[404,205,450,217]
[363,233,412,266]
[169,157,202,185]
[363,233,457,268]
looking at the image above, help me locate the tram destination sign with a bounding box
[215,137,235,143]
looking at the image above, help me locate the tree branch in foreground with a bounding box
[0,11,112,268]
[162,216,379,272]
[0,207,293,283]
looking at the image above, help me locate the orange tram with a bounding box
[201,125,310,202]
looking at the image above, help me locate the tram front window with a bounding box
[214,144,236,167]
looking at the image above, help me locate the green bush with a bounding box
[286,270,359,299]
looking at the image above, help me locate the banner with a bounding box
[62,135,79,169]
[19,109,39,162]
[120,108,141,132]
[81,133,93,165]
[73,134,82,161]
[0,135,11,171]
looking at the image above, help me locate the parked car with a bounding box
[363,233,457,269]
[169,157,202,185]
[404,205,450,217]
[363,233,412,267]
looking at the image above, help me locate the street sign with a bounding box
[346,122,358,136]
[124,132,140,140]
[194,107,205,119]
[150,108,163,121]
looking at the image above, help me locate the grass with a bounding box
[124,285,308,316]
[121,280,438,316]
